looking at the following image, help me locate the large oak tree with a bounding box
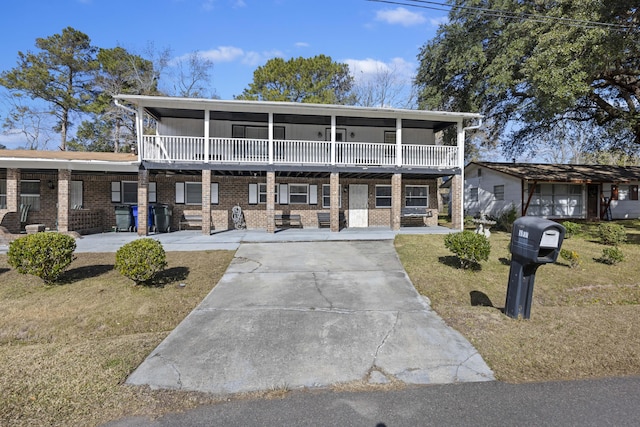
[415,0,639,157]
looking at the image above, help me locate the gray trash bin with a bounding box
[505,217,566,319]
[153,204,172,233]
[114,205,132,232]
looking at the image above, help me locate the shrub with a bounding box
[115,238,167,285]
[597,223,627,246]
[444,230,491,269]
[495,204,518,232]
[600,246,625,265]
[560,248,581,269]
[7,232,76,285]
[562,221,581,238]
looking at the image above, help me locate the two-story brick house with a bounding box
[0,96,480,235]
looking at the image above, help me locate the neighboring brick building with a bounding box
[0,97,479,235]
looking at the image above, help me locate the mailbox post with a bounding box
[505,217,566,319]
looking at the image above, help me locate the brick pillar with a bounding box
[5,169,20,233]
[57,170,71,232]
[266,171,275,233]
[451,173,463,230]
[391,173,402,231]
[201,170,212,235]
[137,168,149,236]
[330,172,340,232]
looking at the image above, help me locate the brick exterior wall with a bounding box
[1,169,441,233]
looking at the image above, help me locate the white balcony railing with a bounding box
[141,136,459,169]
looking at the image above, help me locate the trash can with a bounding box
[131,205,139,231]
[114,205,132,232]
[153,204,172,233]
[505,217,566,319]
[131,205,155,232]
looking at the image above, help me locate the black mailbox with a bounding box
[505,217,565,319]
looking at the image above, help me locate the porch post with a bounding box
[137,167,149,236]
[6,169,20,233]
[201,169,212,235]
[330,115,336,165]
[136,106,144,161]
[268,112,274,165]
[330,172,340,232]
[396,118,402,167]
[204,109,210,163]
[57,169,71,233]
[266,171,275,233]
[451,174,463,230]
[391,173,402,231]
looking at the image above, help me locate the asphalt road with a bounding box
[105,376,640,426]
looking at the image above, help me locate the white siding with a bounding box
[604,182,640,219]
[464,164,521,217]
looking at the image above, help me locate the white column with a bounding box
[268,112,274,165]
[396,118,402,167]
[457,119,465,230]
[330,115,336,165]
[137,106,144,161]
[204,109,210,163]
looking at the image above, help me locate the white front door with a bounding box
[349,184,368,227]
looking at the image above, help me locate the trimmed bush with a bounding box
[8,232,76,285]
[562,221,582,238]
[560,248,581,269]
[115,238,167,285]
[600,246,625,265]
[597,223,627,246]
[444,230,491,269]
[495,204,518,232]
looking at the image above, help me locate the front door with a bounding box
[587,184,599,220]
[349,184,368,227]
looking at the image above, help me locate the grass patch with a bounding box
[395,220,640,383]
[0,250,234,426]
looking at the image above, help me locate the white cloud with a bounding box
[233,0,246,7]
[430,16,449,27]
[241,50,284,66]
[174,46,283,67]
[295,42,309,48]
[375,7,426,27]
[198,46,245,62]
[345,57,415,83]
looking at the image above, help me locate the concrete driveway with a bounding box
[127,240,493,394]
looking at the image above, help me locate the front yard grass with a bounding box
[395,220,640,383]
[0,250,235,427]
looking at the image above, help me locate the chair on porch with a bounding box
[19,204,30,230]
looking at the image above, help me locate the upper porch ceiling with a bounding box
[116,95,482,133]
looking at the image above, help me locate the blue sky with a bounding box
[0,0,447,148]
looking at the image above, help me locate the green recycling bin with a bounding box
[153,204,172,233]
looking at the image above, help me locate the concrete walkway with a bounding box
[126,239,494,394]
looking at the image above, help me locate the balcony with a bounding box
[141,136,459,170]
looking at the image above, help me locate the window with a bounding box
[405,185,429,208]
[20,180,40,211]
[122,181,138,204]
[0,179,6,209]
[384,131,396,144]
[289,184,308,204]
[71,181,83,209]
[175,182,218,205]
[185,182,202,205]
[494,185,504,201]
[258,183,278,204]
[619,185,638,201]
[232,125,285,139]
[375,185,392,208]
[528,183,582,217]
[322,184,342,208]
[469,187,478,202]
